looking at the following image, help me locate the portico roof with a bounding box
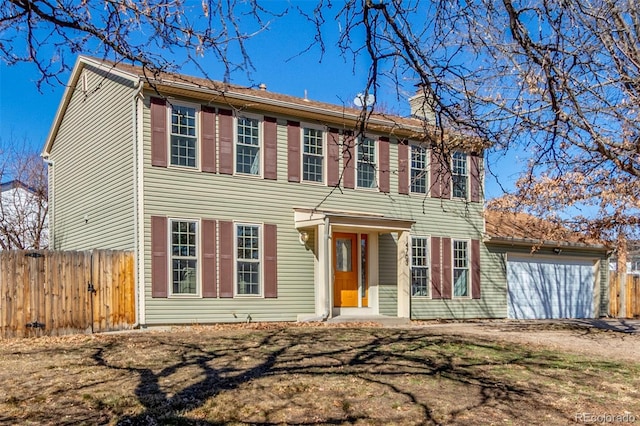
[294,208,415,232]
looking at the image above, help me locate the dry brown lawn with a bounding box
[1,322,638,425]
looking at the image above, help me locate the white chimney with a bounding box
[409,86,436,124]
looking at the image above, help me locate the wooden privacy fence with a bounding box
[609,272,640,318]
[0,250,135,338]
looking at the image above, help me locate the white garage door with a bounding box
[507,256,595,319]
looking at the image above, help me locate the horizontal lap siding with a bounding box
[49,66,136,250]
[140,101,494,323]
[411,243,507,319]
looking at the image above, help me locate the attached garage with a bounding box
[485,210,611,320]
[506,255,595,319]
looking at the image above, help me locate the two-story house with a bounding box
[42,56,607,325]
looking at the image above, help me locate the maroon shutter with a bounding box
[441,155,452,199]
[218,109,234,175]
[150,97,167,167]
[219,220,234,298]
[398,141,409,195]
[201,106,217,173]
[442,237,452,299]
[343,132,355,189]
[151,216,168,298]
[202,219,217,298]
[287,121,300,182]
[379,137,390,193]
[264,224,278,298]
[471,239,481,299]
[430,149,441,198]
[470,153,482,202]
[264,116,278,180]
[430,236,442,299]
[327,128,340,186]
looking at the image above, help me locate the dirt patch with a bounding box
[1,322,638,425]
[410,319,640,363]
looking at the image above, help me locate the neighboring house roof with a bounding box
[0,180,36,194]
[484,210,608,251]
[43,55,484,155]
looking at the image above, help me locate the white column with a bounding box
[316,223,329,317]
[397,230,410,318]
[369,232,379,314]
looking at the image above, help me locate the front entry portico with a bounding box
[294,208,415,320]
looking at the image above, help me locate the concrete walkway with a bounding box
[326,315,411,327]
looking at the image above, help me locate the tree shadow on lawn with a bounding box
[62,327,595,425]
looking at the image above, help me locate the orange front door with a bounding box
[333,232,358,307]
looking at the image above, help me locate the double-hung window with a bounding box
[452,151,468,199]
[236,224,261,295]
[302,127,324,183]
[357,137,376,189]
[171,220,198,295]
[170,105,197,168]
[453,240,469,297]
[236,116,261,175]
[411,144,428,194]
[411,236,430,297]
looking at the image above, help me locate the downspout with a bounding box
[132,79,145,328]
[42,158,54,248]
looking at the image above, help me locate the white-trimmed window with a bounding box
[170,104,198,168]
[236,116,261,175]
[452,151,468,199]
[236,224,261,295]
[302,127,324,183]
[411,236,430,297]
[453,240,469,297]
[411,144,428,194]
[357,137,376,188]
[171,220,198,295]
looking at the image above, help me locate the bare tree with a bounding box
[2,0,284,87]
[0,140,48,249]
[3,0,638,240]
[326,0,639,240]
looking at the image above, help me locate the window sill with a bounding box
[168,164,200,172]
[234,172,263,179]
[301,179,326,186]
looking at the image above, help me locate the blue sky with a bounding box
[0,1,522,198]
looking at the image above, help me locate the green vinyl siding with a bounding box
[410,243,508,319]
[49,66,136,250]
[139,93,492,324]
[378,233,398,317]
[379,285,398,317]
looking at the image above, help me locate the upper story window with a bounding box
[236,224,261,296]
[236,116,261,175]
[452,151,468,199]
[302,127,324,183]
[453,240,469,297]
[170,105,197,168]
[171,219,198,295]
[411,144,428,194]
[411,236,430,297]
[357,137,376,189]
